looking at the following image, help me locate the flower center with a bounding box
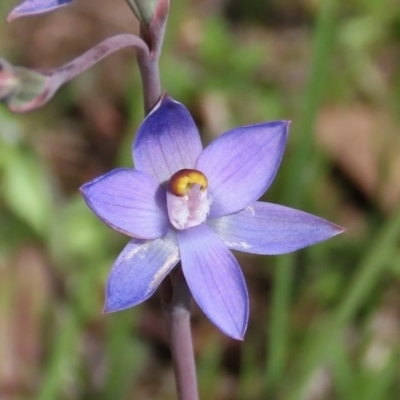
[167,169,212,230]
[168,169,208,196]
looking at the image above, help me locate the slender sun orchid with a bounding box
[81,94,344,340]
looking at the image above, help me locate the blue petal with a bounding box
[105,232,179,312]
[208,202,345,255]
[8,0,72,21]
[196,121,289,218]
[80,168,169,240]
[133,94,203,183]
[178,224,248,340]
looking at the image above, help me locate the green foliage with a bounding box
[1,0,400,399]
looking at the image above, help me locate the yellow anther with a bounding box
[168,169,208,196]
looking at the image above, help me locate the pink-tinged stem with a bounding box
[3,34,150,113]
[137,49,161,115]
[54,34,149,83]
[136,0,169,114]
[162,269,199,400]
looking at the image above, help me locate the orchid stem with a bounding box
[162,269,199,400]
[56,34,149,85]
[136,23,163,115]
[137,52,161,115]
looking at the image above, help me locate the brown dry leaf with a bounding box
[0,245,50,398]
[7,0,138,67]
[198,91,231,143]
[317,105,400,212]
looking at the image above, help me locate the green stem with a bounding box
[288,204,400,399]
[284,0,339,205]
[265,0,339,395]
[264,255,294,392]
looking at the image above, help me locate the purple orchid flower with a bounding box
[80,94,344,340]
[7,0,72,21]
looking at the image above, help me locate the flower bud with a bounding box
[0,59,19,100]
[126,0,159,32]
[0,58,48,113]
[126,0,169,53]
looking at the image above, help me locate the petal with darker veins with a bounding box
[178,224,249,340]
[81,168,169,240]
[196,121,289,218]
[208,202,345,255]
[105,231,179,312]
[134,94,203,183]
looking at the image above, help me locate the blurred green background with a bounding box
[1,0,400,399]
